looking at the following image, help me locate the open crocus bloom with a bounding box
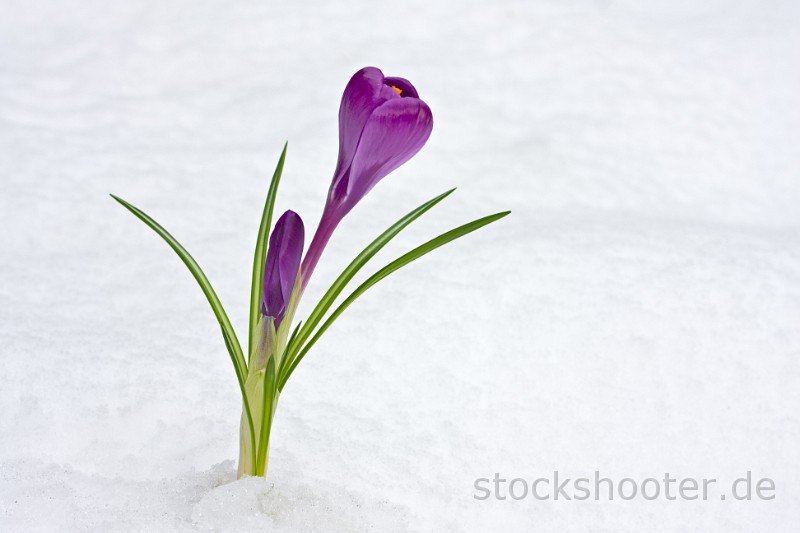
[301,67,434,286]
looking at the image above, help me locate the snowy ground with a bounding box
[2,0,799,531]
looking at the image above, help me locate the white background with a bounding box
[1,0,799,530]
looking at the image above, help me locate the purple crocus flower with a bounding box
[262,210,304,329]
[301,66,434,286]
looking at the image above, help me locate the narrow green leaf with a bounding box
[249,143,288,356]
[112,193,257,469]
[280,320,302,369]
[278,210,511,391]
[110,194,249,382]
[256,356,276,476]
[278,188,456,384]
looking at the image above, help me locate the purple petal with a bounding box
[329,67,406,204]
[262,210,304,328]
[345,97,433,204]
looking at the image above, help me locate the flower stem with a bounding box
[255,357,277,476]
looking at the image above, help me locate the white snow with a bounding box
[1,0,799,531]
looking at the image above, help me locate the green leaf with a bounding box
[110,194,249,383]
[255,356,277,476]
[278,188,456,383]
[278,210,511,391]
[280,320,302,367]
[249,143,288,356]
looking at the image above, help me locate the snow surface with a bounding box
[2,0,800,531]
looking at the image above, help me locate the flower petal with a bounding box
[262,210,304,327]
[330,67,401,202]
[345,97,433,204]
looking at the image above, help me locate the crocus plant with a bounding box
[112,67,509,478]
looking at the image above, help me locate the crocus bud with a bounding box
[262,210,304,328]
[301,67,433,286]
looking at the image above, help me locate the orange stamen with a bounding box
[390,85,402,95]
